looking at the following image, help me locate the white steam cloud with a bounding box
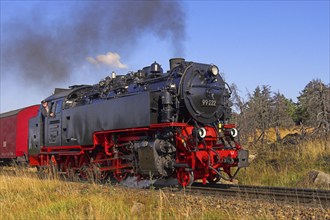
[87,52,128,68]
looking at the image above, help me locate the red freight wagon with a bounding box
[0,105,39,164]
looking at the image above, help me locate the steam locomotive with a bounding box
[1,58,248,186]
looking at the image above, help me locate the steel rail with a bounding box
[178,182,330,208]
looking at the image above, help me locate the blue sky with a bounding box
[1,1,329,113]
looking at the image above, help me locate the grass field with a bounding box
[0,170,329,220]
[0,171,253,220]
[238,135,329,189]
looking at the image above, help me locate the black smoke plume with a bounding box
[1,1,186,85]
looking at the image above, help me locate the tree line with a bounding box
[230,79,330,144]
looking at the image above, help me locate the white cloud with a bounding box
[87,52,128,68]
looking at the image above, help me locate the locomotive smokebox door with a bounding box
[181,64,227,124]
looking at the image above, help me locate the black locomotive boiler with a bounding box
[28,58,249,186]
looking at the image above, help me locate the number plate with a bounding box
[201,99,217,107]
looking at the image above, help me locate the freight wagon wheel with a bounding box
[177,170,194,187]
[79,154,91,180]
[94,152,110,182]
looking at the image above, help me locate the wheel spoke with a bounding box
[94,152,109,181]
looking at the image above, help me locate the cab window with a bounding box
[55,100,63,114]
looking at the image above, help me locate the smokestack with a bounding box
[170,58,185,70]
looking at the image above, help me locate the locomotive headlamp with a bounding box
[209,65,219,76]
[230,128,238,138]
[198,127,207,139]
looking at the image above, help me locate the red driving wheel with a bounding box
[112,152,128,182]
[94,152,109,181]
[177,170,194,187]
[79,154,91,180]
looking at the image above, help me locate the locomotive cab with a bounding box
[44,99,63,146]
[29,89,70,154]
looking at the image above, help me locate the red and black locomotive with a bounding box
[1,58,248,186]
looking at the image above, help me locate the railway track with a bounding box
[177,182,330,209]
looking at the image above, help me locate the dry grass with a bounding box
[0,171,328,220]
[239,136,330,189]
[248,126,315,143]
[0,171,229,220]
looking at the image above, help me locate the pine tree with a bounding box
[271,92,295,141]
[245,85,272,144]
[297,79,330,134]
